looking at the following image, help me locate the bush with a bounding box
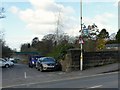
[21,59,28,64]
[47,44,74,61]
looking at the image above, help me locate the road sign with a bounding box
[79,39,84,44]
[79,36,84,44]
[83,29,89,36]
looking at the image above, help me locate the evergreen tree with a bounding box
[97,29,109,39]
[116,29,120,43]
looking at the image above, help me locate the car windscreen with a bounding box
[42,58,55,62]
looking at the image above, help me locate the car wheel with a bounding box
[40,66,43,72]
[5,64,9,68]
[31,65,33,68]
[28,64,31,68]
[29,64,33,68]
[37,68,40,71]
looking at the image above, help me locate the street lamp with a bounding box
[79,0,83,71]
[79,0,99,71]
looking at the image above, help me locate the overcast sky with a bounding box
[0,0,119,51]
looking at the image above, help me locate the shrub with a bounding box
[47,44,74,61]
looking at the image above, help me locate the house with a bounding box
[106,44,120,50]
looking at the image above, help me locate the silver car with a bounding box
[36,57,58,72]
[0,58,14,68]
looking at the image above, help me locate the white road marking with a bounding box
[24,72,26,79]
[58,72,66,75]
[3,71,118,88]
[89,85,103,88]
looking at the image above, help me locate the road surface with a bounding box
[2,63,119,89]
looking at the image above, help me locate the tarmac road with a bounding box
[11,72,118,88]
[2,63,119,89]
[2,63,64,87]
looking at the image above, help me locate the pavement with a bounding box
[2,63,119,88]
[79,63,119,74]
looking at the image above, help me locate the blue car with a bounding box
[28,55,43,68]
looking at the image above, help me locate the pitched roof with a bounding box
[15,52,40,55]
[106,44,120,47]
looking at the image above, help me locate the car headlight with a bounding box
[32,61,34,64]
[42,64,48,67]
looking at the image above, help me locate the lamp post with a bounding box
[79,0,99,71]
[80,0,83,71]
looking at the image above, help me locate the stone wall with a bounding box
[61,49,118,72]
[61,48,81,72]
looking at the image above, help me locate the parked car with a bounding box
[36,57,61,72]
[28,55,44,68]
[6,60,14,66]
[9,58,17,63]
[0,58,14,68]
